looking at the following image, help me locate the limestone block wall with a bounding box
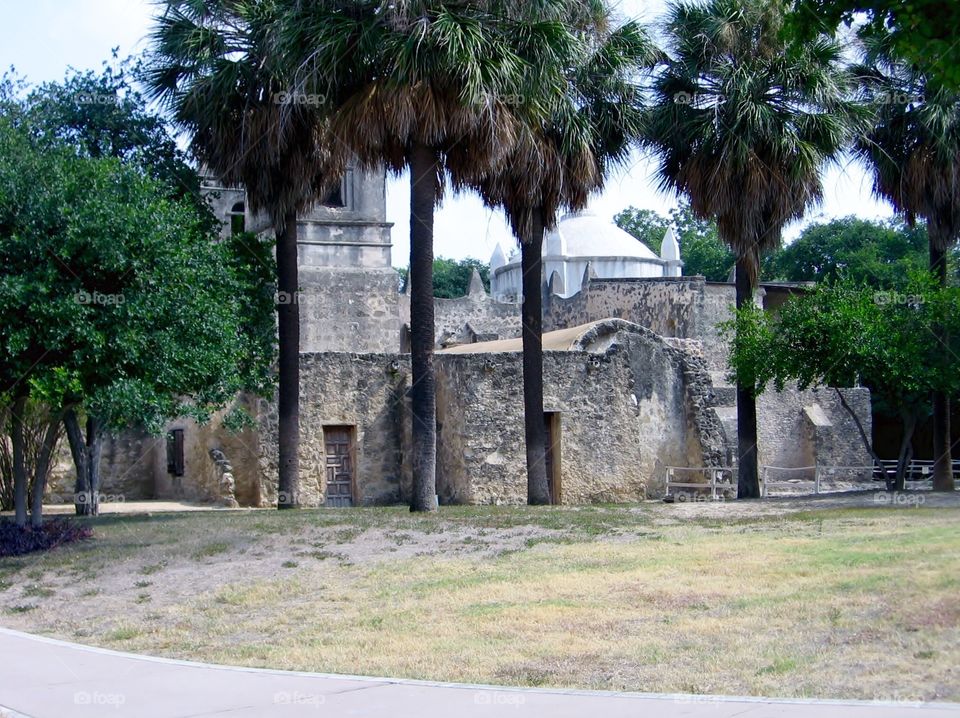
[755,385,873,479]
[428,289,523,348]
[435,323,723,504]
[298,268,402,353]
[257,353,410,507]
[543,277,708,340]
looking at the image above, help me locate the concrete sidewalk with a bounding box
[0,628,957,718]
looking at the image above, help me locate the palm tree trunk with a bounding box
[276,210,301,509]
[11,395,28,529]
[930,241,953,492]
[735,259,761,498]
[408,142,439,512]
[521,210,551,505]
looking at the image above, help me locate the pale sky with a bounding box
[0,0,893,268]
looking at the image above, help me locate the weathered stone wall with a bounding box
[298,268,402,353]
[543,276,708,339]
[257,353,410,507]
[430,288,522,348]
[756,385,873,481]
[435,322,722,504]
[45,400,264,507]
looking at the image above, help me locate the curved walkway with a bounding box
[0,628,957,718]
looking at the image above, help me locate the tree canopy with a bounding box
[726,275,960,488]
[789,1,960,90]
[615,201,735,281]
[0,114,276,431]
[764,216,935,287]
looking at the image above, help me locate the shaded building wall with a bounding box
[44,400,262,507]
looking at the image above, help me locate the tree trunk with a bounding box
[29,413,61,529]
[64,409,88,514]
[65,411,104,516]
[11,395,28,529]
[735,259,761,498]
[521,209,551,505]
[408,142,439,512]
[276,211,301,509]
[930,241,953,492]
[87,417,103,515]
[895,412,916,493]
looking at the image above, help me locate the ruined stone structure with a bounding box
[47,168,872,507]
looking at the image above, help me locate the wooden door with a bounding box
[324,426,355,507]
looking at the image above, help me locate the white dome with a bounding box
[544,211,658,260]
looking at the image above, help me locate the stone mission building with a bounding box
[47,169,872,507]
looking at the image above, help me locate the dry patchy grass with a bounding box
[0,498,958,701]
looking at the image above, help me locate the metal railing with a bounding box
[664,466,735,500]
[666,461,959,499]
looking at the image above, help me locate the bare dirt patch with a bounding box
[1,493,958,702]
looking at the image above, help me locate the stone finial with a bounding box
[489,243,508,271]
[581,261,597,289]
[467,268,486,299]
[660,227,683,277]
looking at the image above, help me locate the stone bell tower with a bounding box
[204,167,400,354]
[295,168,400,353]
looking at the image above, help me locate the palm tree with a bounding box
[641,0,861,498]
[279,0,561,511]
[146,0,343,509]
[853,30,960,492]
[459,7,658,504]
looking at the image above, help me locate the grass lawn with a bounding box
[1,495,958,702]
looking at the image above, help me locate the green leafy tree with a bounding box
[853,30,960,491]
[765,217,931,287]
[22,54,208,220]
[397,258,491,297]
[641,0,863,497]
[614,207,670,254]
[0,115,275,523]
[727,276,960,490]
[789,1,960,90]
[615,200,734,280]
[433,258,490,299]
